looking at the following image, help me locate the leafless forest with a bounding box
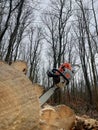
[0,0,98,117]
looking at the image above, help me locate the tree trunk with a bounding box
[5,0,25,64]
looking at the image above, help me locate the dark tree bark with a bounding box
[0,0,12,44]
[5,0,25,64]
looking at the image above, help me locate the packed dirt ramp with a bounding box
[0,61,40,130]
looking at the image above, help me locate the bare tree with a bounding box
[5,0,25,64]
[74,9,93,105]
[91,0,98,36]
[42,0,72,68]
[41,0,73,104]
[28,27,43,83]
[0,0,39,64]
[90,0,98,53]
[13,3,33,61]
[0,0,13,43]
[41,11,58,68]
[0,0,21,58]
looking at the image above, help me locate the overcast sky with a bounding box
[33,0,49,25]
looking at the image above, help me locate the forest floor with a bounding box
[66,99,98,129]
[67,99,98,120]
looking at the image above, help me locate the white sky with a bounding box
[33,0,49,25]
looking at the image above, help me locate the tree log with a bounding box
[40,104,75,130]
[0,62,40,130]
